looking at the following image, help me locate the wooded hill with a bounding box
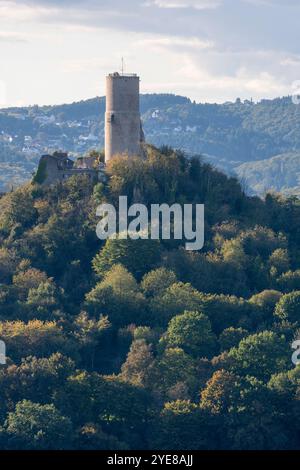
[0,146,300,449]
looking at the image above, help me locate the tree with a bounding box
[92,237,162,280]
[141,268,177,297]
[219,327,248,352]
[106,147,187,206]
[249,290,282,325]
[151,282,204,326]
[12,267,49,301]
[277,270,300,293]
[0,320,76,362]
[239,226,287,259]
[75,423,128,450]
[121,339,154,386]
[188,293,256,335]
[200,370,289,449]
[5,185,38,230]
[100,264,139,294]
[0,248,18,283]
[3,400,73,449]
[152,400,217,450]
[93,183,105,204]
[201,370,243,415]
[268,367,300,399]
[0,353,75,408]
[74,312,111,368]
[227,331,291,380]
[56,372,150,449]
[221,238,247,268]
[85,265,147,327]
[268,248,290,276]
[274,291,300,325]
[25,281,60,319]
[133,326,161,346]
[146,348,198,400]
[163,310,217,358]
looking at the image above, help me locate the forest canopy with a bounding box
[0,145,300,449]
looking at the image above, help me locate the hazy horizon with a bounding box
[0,91,294,111]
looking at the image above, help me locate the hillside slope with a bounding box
[236,152,300,196]
[1,146,300,449]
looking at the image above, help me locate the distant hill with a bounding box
[235,152,300,197]
[1,94,300,194]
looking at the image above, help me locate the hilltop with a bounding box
[1,94,300,194]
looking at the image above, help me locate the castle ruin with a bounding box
[34,71,144,185]
[33,152,105,186]
[105,72,144,161]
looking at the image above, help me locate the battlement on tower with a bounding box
[108,72,138,78]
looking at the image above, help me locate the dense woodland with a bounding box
[0,145,300,449]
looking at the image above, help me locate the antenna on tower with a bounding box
[121,57,124,75]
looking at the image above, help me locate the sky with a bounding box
[0,0,300,106]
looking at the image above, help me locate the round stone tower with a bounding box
[105,72,142,162]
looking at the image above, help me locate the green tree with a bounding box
[74,312,111,368]
[274,291,300,325]
[0,320,76,362]
[249,290,282,325]
[192,293,255,335]
[200,370,289,449]
[0,353,75,408]
[13,267,49,300]
[6,185,38,230]
[0,248,18,283]
[221,238,247,268]
[163,310,217,358]
[146,348,198,400]
[227,331,291,380]
[25,281,60,319]
[277,270,300,293]
[151,282,204,326]
[56,372,150,449]
[141,268,177,297]
[219,327,248,352]
[85,265,147,327]
[3,400,73,449]
[268,248,290,276]
[93,237,162,280]
[152,400,216,450]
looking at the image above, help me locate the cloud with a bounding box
[2,0,300,48]
[62,57,118,73]
[0,0,63,28]
[142,34,299,101]
[137,35,214,51]
[1,1,300,60]
[141,72,288,103]
[0,32,28,42]
[2,0,300,104]
[150,0,221,9]
[244,0,299,5]
[0,81,7,106]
